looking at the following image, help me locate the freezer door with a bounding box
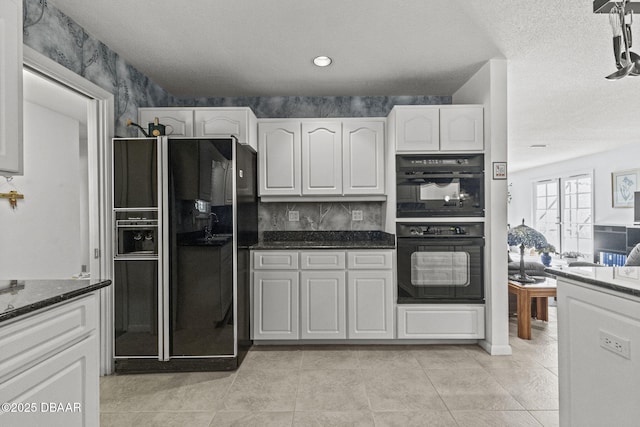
[113,260,159,357]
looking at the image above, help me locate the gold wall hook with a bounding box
[0,191,24,209]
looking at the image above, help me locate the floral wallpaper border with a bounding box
[23,0,450,137]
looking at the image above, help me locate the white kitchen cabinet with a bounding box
[557,276,640,427]
[393,107,440,152]
[252,249,393,341]
[347,250,393,339]
[439,106,484,151]
[138,107,257,150]
[300,271,346,339]
[397,305,485,339]
[258,118,385,199]
[0,293,100,426]
[0,336,98,426]
[139,108,194,137]
[258,121,302,196]
[343,121,385,195]
[0,0,23,175]
[302,122,342,195]
[300,251,346,269]
[252,271,299,340]
[347,250,393,270]
[195,108,257,149]
[391,105,483,152]
[348,270,394,339]
[253,250,299,270]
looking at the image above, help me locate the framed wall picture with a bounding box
[493,162,507,180]
[612,169,639,208]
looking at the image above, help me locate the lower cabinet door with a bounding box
[347,270,394,339]
[300,271,346,339]
[0,334,99,427]
[252,271,299,340]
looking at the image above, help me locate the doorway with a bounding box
[9,69,94,277]
[22,46,115,374]
[533,173,594,259]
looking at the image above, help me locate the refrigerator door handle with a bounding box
[159,136,170,361]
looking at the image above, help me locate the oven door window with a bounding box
[419,179,460,201]
[411,252,469,287]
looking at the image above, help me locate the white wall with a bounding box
[0,101,83,278]
[454,59,510,355]
[509,142,640,228]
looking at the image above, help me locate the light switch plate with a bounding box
[352,210,363,221]
[288,210,299,222]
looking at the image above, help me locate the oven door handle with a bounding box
[396,173,482,179]
[397,238,485,246]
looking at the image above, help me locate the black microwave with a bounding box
[396,154,485,218]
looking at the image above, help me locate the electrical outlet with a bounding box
[288,210,299,222]
[599,330,631,359]
[352,210,363,221]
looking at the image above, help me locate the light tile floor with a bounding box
[101,309,558,426]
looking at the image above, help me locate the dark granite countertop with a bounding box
[252,230,396,250]
[0,278,112,323]
[546,266,640,298]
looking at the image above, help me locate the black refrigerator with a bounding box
[112,137,257,372]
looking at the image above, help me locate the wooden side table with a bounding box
[508,277,557,340]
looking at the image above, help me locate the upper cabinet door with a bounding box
[343,121,385,195]
[395,107,439,152]
[440,106,484,151]
[139,109,194,137]
[301,122,342,195]
[0,0,23,175]
[258,122,301,196]
[195,109,251,143]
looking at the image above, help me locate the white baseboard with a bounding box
[479,340,512,355]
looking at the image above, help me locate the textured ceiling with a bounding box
[47,0,640,172]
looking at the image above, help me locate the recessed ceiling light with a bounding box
[313,56,332,67]
[529,144,548,148]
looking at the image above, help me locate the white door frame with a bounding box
[23,45,115,375]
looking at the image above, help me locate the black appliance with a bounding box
[396,222,484,303]
[396,154,484,217]
[112,137,257,372]
[115,215,158,257]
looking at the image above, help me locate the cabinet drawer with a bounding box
[347,251,393,269]
[300,251,346,269]
[0,293,98,380]
[253,251,299,269]
[397,305,485,339]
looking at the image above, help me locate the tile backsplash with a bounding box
[259,202,384,235]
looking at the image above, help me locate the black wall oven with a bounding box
[396,154,484,217]
[396,222,484,304]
